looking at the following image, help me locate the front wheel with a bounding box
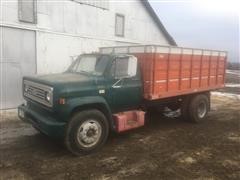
[64,109,109,156]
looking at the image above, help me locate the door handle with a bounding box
[112,85,121,89]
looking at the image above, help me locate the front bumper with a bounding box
[18,104,66,138]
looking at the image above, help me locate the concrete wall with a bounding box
[1,0,170,74]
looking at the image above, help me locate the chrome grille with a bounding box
[23,80,53,107]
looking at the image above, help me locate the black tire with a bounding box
[64,109,109,156]
[188,94,210,123]
[180,97,191,121]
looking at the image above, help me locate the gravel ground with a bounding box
[0,92,239,180]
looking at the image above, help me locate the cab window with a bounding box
[111,56,138,79]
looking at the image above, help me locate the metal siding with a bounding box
[0,27,36,109]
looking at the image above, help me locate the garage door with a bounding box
[0,27,36,109]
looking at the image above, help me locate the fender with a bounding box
[59,96,115,130]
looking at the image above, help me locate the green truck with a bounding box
[18,45,226,155]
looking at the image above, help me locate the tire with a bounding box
[188,94,210,123]
[180,97,191,121]
[64,109,109,156]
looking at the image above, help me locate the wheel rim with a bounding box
[197,101,207,119]
[77,119,102,148]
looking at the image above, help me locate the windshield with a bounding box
[67,55,110,76]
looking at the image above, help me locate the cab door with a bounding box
[109,56,142,112]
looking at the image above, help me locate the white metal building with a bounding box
[0,0,176,109]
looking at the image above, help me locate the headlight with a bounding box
[46,92,51,102]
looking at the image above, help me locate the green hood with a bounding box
[25,73,93,85]
[24,73,102,98]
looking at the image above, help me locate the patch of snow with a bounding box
[178,156,196,164]
[225,83,240,88]
[226,70,240,76]
[211,92,240,100]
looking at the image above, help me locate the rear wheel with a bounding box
[181,94,210,123]
[188,94,209,123]
[64,109,109,156]
[180,94,210,123]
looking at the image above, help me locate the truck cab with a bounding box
[18,53,144,155]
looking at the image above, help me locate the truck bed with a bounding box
[100,45,227,100]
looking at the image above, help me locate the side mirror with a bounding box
[127,56,138,77]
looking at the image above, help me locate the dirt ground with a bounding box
[0,93,239,180]
[0,72,239,180]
